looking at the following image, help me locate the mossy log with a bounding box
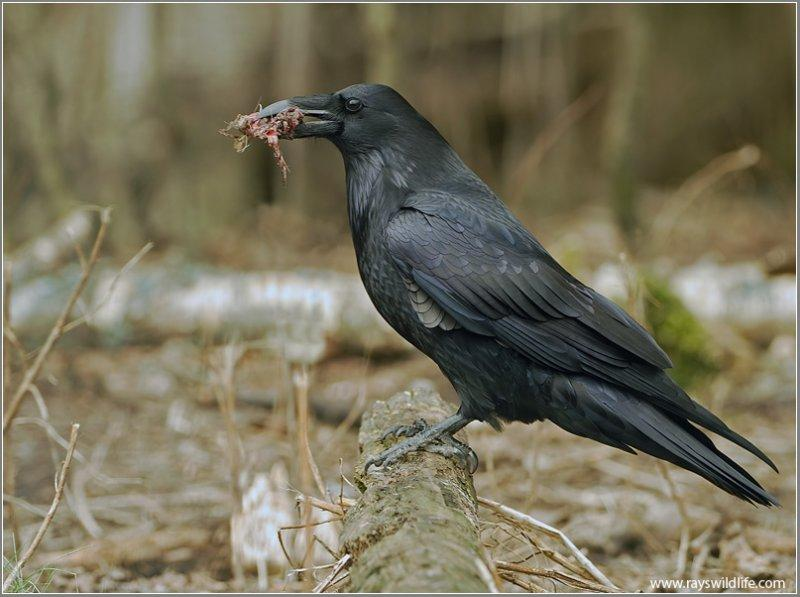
[341,388,497,593]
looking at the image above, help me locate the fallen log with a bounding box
[10,263,410,359]
[340,388,497,593]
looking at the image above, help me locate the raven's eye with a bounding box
[345,98,363,113]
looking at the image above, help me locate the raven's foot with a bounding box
[380,418,428,441]
[364,412,475,473]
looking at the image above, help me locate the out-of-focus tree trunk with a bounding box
[274,4,313,212]
[363,4,400,87]
[605,7,648,251]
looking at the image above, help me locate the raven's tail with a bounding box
[541,374,779,506]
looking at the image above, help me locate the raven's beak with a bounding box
[257,94,341,138]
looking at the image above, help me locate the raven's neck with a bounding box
[342,141,476,246]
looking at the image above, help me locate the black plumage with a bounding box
[257,83,778,506]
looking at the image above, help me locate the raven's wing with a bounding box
[386,192,776,470]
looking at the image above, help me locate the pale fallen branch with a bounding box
[12,265,407,358]
[2,494,49,518]
[478,496,618,591]
[8,209,94,284]
[32,525,212,571]
[3,423,79,592]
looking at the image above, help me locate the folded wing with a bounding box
[386,192,776,471]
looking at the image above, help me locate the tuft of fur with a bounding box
[219,107,304,182]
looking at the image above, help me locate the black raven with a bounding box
[257,84,778,505]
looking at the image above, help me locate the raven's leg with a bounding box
[364,412,475,472]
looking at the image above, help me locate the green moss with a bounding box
[643,273,719,389]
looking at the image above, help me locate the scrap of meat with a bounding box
[219,107,304,182]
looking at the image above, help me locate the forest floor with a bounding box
[3,192,796,593]
[6,340,795,593]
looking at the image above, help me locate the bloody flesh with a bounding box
[219,107,304,182]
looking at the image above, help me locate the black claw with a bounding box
[380,418,428,441]
[466,447,479,474]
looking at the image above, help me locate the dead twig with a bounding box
[312,553,352,593]
[3,423,79,592]
[61,241,154,335]
[3,264,20,546]
[499,571,548,593]
[478,496,618,591]
[294,494,352,517]
[3,208,110,432]
[494,560,616,593]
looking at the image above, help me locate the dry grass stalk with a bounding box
[3,208,110,432]
[209,342,247,586]
[311,553,352,593]
[656,461,692,578]
[211,343,247,508]
[292,364,327,499]
[291,363,327,579]
[651,144,761,249]
[2,423,79,592]
[478,496,618,591]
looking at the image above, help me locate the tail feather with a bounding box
[592,363,778,473]
[542,374,779,507]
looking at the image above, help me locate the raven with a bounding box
[257,84,778,505]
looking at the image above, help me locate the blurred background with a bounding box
[3,3,796,593]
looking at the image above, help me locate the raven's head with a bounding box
[256,83,441,155]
